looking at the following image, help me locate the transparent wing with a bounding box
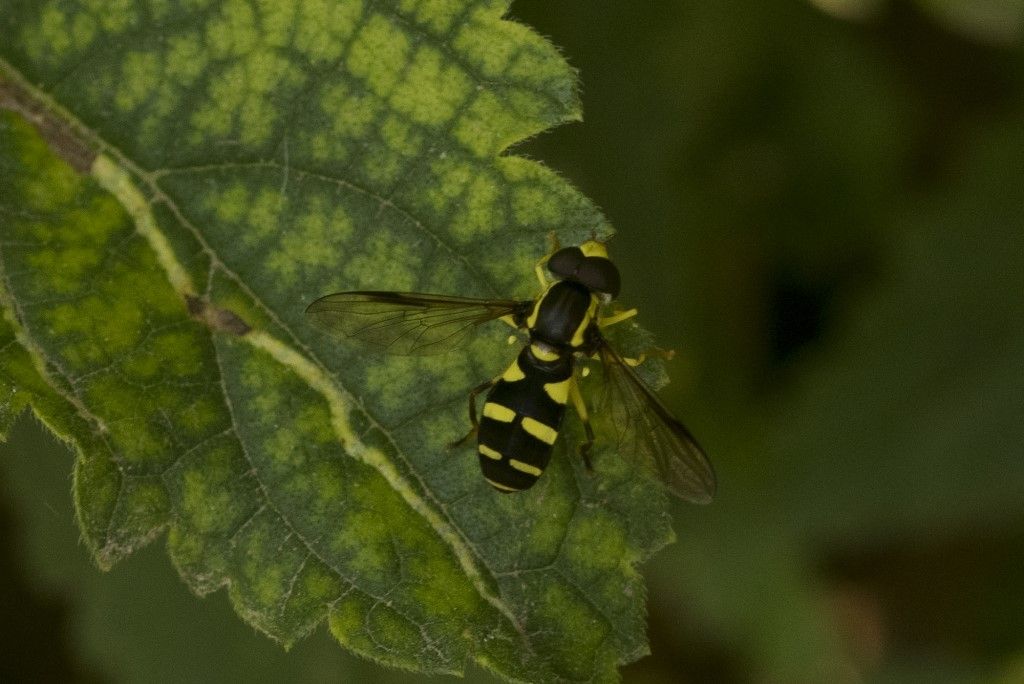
[594,339,717,504]
[305,291,532,356]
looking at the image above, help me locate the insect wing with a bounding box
[305,291,532,355]
[595,341,717,503]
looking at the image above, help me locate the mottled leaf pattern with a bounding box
[0,1,675,682]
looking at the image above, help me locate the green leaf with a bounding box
[0,413,453,684]
[0,2,674,681]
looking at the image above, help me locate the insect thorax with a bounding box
[527,280,599,350]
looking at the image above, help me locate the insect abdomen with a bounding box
[477,345,573,493]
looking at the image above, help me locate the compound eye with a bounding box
[576,258,621,299]
[547,247,584,278]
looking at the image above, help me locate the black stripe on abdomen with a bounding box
[476,346,572,493]
[478,410,562,492]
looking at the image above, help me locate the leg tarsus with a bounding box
[447,428,476,450]
[579,421,595,472]
[569,375,595,471]
[546,231,561,253]
[447,378,496,450]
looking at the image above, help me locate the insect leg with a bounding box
[534,232,563,290]
[448,378,498,449]
[569,375,596,471]
[619,347,676,367]
[598,307,638,328]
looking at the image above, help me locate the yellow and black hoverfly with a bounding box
[305,239,716,504]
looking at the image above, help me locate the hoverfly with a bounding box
[305,239,716,504]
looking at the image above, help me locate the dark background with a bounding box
[3,1,1023,681]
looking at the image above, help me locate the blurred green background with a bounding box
[3,1,1023,682]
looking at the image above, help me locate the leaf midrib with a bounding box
[1,57,531,646]
[209,348,447,652]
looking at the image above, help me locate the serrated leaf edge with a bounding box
[2,57,527,642]
[89,151,526,636]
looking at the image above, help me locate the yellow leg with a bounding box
[569,376,596,471]
[598,308,638,328]
[620,347,675,367]
[534,263,548,290]
[534,232,563,290]
[448,377,497,449]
